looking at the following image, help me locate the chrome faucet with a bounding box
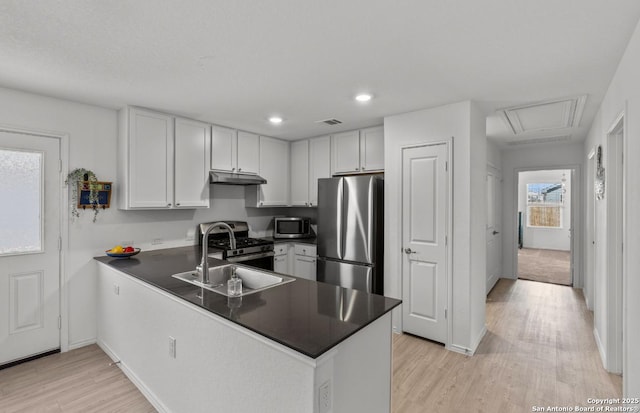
[197,222,236,284]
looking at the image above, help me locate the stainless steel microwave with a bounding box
[274,217,312,239]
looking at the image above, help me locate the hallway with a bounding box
[392,279,621,412]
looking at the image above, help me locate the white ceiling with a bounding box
[1,1,639,144]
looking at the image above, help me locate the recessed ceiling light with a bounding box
[269,116,283,124]
[355,93,373,102]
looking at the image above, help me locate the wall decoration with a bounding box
[595,145,605,200]
[65,168,107,222]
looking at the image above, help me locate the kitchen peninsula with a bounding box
[95,246,400,413]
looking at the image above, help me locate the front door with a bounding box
[0,131,61,365]
[401,143,449,344]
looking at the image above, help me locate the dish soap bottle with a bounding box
[227,267,242,296]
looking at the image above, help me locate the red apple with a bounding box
[124,246,135,253]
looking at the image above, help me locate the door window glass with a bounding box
[0,149,43,255]
[526,182,563,228]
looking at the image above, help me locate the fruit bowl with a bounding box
[105,248,141,258]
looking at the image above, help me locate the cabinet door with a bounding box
[237,131,260,174]
[308,136,331,207]
[294,256,317,281]
[174,118,210,208]
[360,126,384,172]
[290,140,309,206]
[274,255,288,274]
[332,130,360,174]
[128,108,173,208]
[257,136,290,206]
[211,125,236,172]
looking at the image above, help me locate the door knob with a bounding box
[404,248,416,254]
[492,231,500,235]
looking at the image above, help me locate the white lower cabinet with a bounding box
[293,244,316,281]
[273,243,291,274]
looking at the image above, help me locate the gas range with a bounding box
[197,221,274,269]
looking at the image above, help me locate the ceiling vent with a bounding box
[499,95,587,134]
[316,118,343,126]
[506,135,571,146]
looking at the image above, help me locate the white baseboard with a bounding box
[67,338,97,351]
[446,344,473,355]
[446,326,487,356]
[593,327,607,370]
[97,340,170,413]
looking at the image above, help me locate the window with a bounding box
[526,182,563,228]
[0,149,43,255]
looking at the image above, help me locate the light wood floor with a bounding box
[0,279,621,413]
[392,279,622,412]
[0,344,155,412]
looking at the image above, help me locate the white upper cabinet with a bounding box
[174,117,210,208]
[119,107,173,209]
[246,136,290,207]
[211,127,260,174]
[237,131,260,174]
[331,126,384,175]
[118,107,209,210]
[290,139,310,206]
[332,130,361,174]
[289,136,330,207]
[211,125,236,172]
[308,135,331,207]
[360,126,384,172]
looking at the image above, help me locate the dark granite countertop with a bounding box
[261,236,317,245]
[94,246,400,359]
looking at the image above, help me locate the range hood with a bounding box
[209,171,267,185]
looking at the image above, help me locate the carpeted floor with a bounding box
[518,247,571,285]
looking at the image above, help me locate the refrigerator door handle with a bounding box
[337,178,344,260]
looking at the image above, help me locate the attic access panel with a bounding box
[501,95,587,134]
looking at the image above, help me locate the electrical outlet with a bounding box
[152,238,163,245]
[168,336,176,358]
[186,229,195,242]
[113,284,119,295]
[319,380,331,413]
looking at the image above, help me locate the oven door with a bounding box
[225,251,275,271]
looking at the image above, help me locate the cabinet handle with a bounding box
[305,202,308,206]
[361,167,365,171]
[260,201,263,206]
[355,167,359,171]
[176,203,180,206]
[232,167,236,171]
[238,168,242,172]
[309,202,313,206]
[167,203,172,207]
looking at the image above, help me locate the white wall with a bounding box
[384,100,487,353]
[583,15,640,396]
[501,143,584,285]
[0,86,304,348]
[518,169,571,251]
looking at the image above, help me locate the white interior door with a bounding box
[486,166,502,293]
[401,143,449,344]
[0,131,61,365]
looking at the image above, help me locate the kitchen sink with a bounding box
[172,264,295,297]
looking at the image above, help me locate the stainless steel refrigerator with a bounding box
[317,175,384,295]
